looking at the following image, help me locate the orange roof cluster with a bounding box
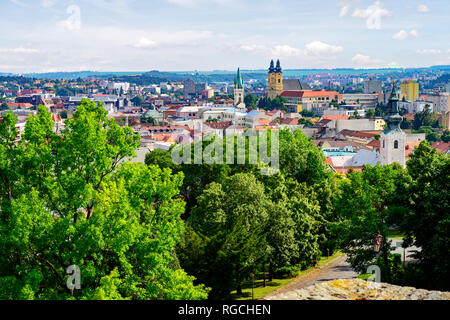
[281,89,341,98]
[405,141,422,157]
[431,141,450,154]
[322,115,350,121]
[258,118,272,126]
[6,103,33,108]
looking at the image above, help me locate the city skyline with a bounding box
[1,0,449,73]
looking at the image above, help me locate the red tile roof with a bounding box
[431,141,450,153]
[322,115,350,121]
[6,103,33,108]
[280,118,299,125]
[204,121,233,129]
[281,91,303,98]
[367,139,381,149]
[405,141,422,158]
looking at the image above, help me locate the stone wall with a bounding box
[265,279,450,300]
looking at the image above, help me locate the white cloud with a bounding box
[41,0,57,8]
[417,5,429,13]
[232,44,303,57]
[0,47,40,54]
[339,5,350,18]
[352,1,392,29]
[166,0,232,7]
[305,41,344,55]
[352,53,384,66]
[234,41,343,58]
[272,45,304,57]
[416,49,442,55]
[134,37,158,49]
[392,30,419,40]
[236,45,268,54]
[8,0,30,8]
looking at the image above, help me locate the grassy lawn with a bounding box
[357,273,372,281]
[230,252,342,300]
[388,229,405,239]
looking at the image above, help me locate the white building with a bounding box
[398,100,434,113]
[427,92,450,114]
[380,87,406,168]
[107,82,130,93]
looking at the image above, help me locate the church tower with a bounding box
[234,68,246,110]
[380,83,406,168]
[268,59,283,99]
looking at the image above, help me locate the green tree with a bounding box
[401,118,412,130]
[131,96,144,106]
[412,105,439,130]
[244,94,258,108]
[413,126,441,144]
[365,109,376,119]
[399,142,450,290]
[184,173,269,299]
[441,130,450,143]
[301,110,316,118]
[332,164,410,281]
[0,100,209,300]
[0,102,8,111]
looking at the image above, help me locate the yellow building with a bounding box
[400,81,419,102]
[268,59,283,99]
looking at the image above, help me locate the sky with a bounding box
[0,0,449,73]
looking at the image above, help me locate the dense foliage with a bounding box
[1,100,448,299]
[0,99,208,300]
[148,129,337,298]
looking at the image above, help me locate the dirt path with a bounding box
[263,255,357,299]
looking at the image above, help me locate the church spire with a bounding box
[275,59,282,73]
[235,68,243,89]
[384,82,403,133]
[269,60,275,73]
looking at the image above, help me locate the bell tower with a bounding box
[234,68,246,110]
[268,59,283,99]
[380,83,406,168]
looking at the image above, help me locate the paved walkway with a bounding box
[264,255,357,299]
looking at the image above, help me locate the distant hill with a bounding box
[22,71,144,80]
[5,65,448,83]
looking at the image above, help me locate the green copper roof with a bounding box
[235,68,243,89]
[384,83,404,134]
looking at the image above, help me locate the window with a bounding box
[394,140,399,149]
[383,140,385,148]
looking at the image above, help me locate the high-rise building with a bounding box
[427,92,450,114]
[380,84,406,168]
[363,79,383,94]
[400,80,419,102]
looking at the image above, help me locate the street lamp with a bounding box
[374,233,383,255]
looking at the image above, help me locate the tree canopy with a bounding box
[0,99,208,300]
